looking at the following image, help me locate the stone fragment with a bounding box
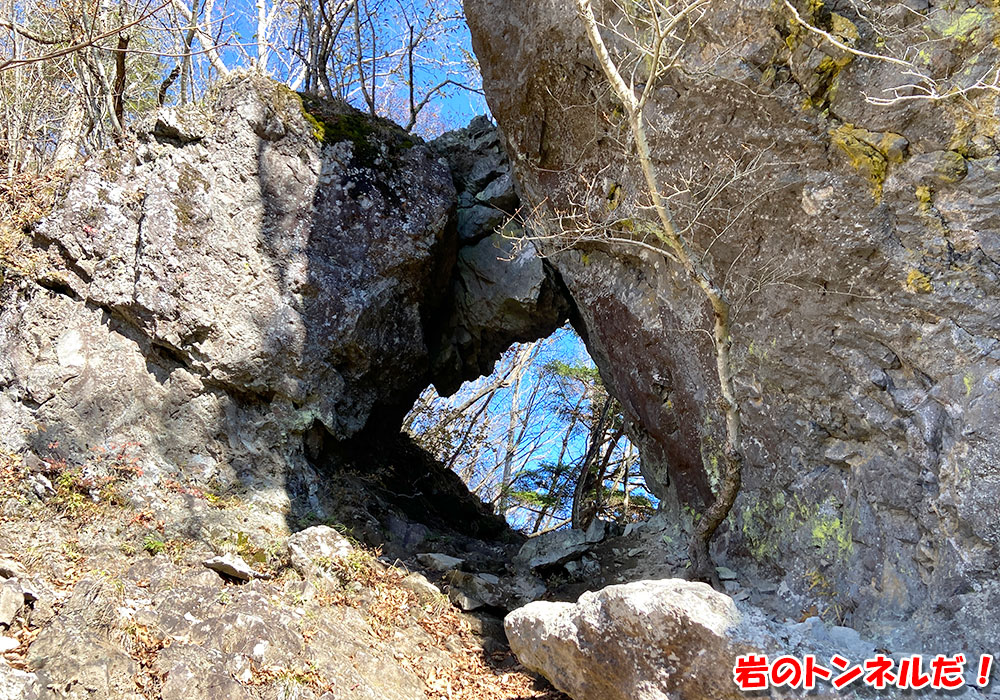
[0,561,26,581]
[445,570,502,611]
[584,518,607,543]
[416,552,464,572]
[202,555,254,582]
[622,522,644,537]
[286,526,354,581]
[716,566,739,581]
[0,585,22,628]
[385,516,428,550]
[27,475,53,500]
[513,529,592,571]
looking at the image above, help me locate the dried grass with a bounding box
[0,168,67,278]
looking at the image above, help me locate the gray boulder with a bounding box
[513,520,607,572]
[505,579,982,700]
[444,570,502,611]
[286,525,354,580]
[507,579,759,700]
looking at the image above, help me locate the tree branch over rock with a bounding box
[575,0,742,586]
[782,0,1000,105]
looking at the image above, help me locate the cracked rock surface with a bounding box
[465,0,1000,654]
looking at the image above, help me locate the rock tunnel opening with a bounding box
[404,323,659,536]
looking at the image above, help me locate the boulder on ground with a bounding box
[286,526,354,581]
[202,554,255,582]
[504,578,943,700]
[505,579,753,700]
[513,520,607,572]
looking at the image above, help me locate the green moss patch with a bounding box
[777,1,860,110]
[829,124,908,201]
[740,492,855,565]
[938,7,990,44]
[299,94,417,171]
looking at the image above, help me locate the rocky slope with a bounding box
[464,0,1000,655]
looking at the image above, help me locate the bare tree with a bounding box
[0,0,170,171]
[566,0,743,585]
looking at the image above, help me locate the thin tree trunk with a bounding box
[112,34,128,138]
[171,0,229,78]
[577,0,743,586]
[496,344,534,515]
[52,96,88,167]
[352,0,375,115]
[592,423,625,518]
[571,396,612,530]
[532,393,585,533]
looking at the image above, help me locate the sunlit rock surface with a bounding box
[464,0,1000,652]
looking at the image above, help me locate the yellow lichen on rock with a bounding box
[905,269,933,294]
[829,124,908,200]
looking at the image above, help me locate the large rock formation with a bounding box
[0,73,574,700]
[464,0,1000,652]
[0,73,566,535]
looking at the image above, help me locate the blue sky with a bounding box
[207,0,486,135]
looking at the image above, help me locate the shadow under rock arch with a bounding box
[251,92,516,549]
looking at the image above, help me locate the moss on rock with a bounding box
[905,268,934,294]
[298,94,418,170]
[829,124,908,200]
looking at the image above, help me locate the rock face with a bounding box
[465,0,1000,652]
[431,117,571,393]
[0,73,566,536]
[0,659,38,700]
[18,557,442,700]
